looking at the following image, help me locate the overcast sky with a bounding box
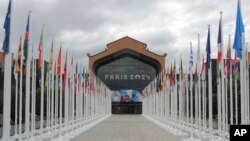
[0,0,250,69]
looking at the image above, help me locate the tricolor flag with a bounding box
[2,0,11,54]
[217,14,222,65]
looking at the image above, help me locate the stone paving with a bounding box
[73,115,180,141]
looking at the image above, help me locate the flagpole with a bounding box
[19,40,23,139]
[31,50,35,136]
[59,46,63,137]
[2,0,13,140]
[14,60,18,137]
[40,31,45,136]
[189,42,194,138]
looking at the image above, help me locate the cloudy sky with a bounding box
[0,0,250,69]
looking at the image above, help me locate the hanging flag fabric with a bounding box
[233,52,239,80]
[23,14,30,62]
[37,27,44,69]
[217,15,222,65]
[224,36,232,78]
[15,60,20,74]
[201,55,205,80]
[57,46,62,76]
[49,41,54,74]
[194,64,198,83]
[17,37,22,65]
[2,0,11,54]
[189,43,194,80]
[206,26,211,69]
[23,14,30,76]
[233,0,245,59]
[169,64,173,87]
[63,51,68,90]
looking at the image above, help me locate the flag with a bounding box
[206,26,211,69]
[2,0,11,54]
[49,41,54,73]
[201,55,206,80]
[180,57,183,78]
[233,52,240,80]
[189,43,193,76]
[225,35,232,78]
[57,46,62,75]
[233,0,245,59]
[14,60,20,74]
[217,14,222,65]
[37,26,44,69]
[63,51,68,90]
[17,37,22,64]
[23,13,30,76]
[170,64,173,87]
[23,13,30,62]
[194,64,198,83]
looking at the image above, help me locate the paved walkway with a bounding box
[73,115,180,141]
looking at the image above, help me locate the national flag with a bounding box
[23,13,30,76]
[23,13,30,62]
[63,51,68,90]
[57,46,62,75]
[217,14,222,65]
[37,26,44,69]
[49,41,54,73]
[170,64,173,87]
[233,52,240,80]
[17,37,22,64]
[2,0,11,54]
[194,64,198,83]
[206,26,211,69]
[180,57,183,78]
[189,43,194,81]
[224,35,232,78]
[233,0,245,59]
[201,55,206,80]
[14,60,20,74]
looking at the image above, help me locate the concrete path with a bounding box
[73,115,180,141]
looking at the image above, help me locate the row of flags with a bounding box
[143,0,248,140]
[1,0,112,140]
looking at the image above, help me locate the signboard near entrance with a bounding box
[96,55,157,92]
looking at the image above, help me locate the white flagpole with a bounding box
[14,61,18,137]
[55,65,59,128]
[40,38,45,135]
[31,52,35,135]
[19,42,24,139]
[24,39,31,139]
[190,42,194,138]
[59,48,63,136]
[51,61,55,137]
[2,0,12,140]
[235,69,238,125]
[64,60,69,133]
[230,59,233,125]
[197,35,202,135]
